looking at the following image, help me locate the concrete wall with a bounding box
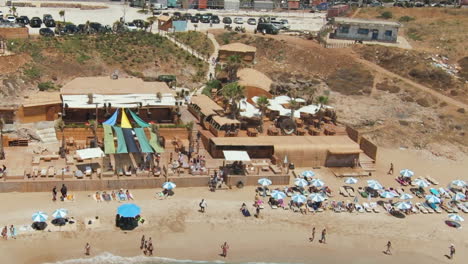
[360,137,378,160]
[334,24,399,43]
[0,27,29,39]
[17,104,61,123]
[325,153,358,167]
[345,126,360,143]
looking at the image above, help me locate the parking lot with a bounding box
[1,2,327,35]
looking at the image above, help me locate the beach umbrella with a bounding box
[117,203,141,218]
[291,194,307,204]
[451,180,466,188]
[258,178,272,186]
[301,170,315,178]
[395,202,412,210]
[162,182,176,190]
[380,191,396,198]
[310,178,325,188]
[425,195,441,204]
[448,214,464,222]
[399,193,414,200]
[308,193,326,202]
[271,190,287,200]
[367,180,383,190]
[32,211,48,222]
[414,179,430,188]
[52,208,68,219]
[453,193,466,201]
[74,170,84,177]
[400,169,414,178]
[344,177,358,184]
[294,178,309,188]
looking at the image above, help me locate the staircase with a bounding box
[35,122,59,144]
[359,153,376,172]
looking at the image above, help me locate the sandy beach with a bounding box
[0,147,467,264]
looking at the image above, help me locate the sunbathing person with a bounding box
[240,203,251,217]
[111,191,117,201]
[300,203,307,214]
[126,190,134,200]
[95,192,102,202]
[102,192,111,201]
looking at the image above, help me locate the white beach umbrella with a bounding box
[448,214,464,222]
[301,170,315,178]
[414,179,430,188]
[271,190,287,200]
[295,178,309,188]
[453,193,466,201]
[52,208,68,219]
[380,191,396,199]
[162,182,176,190]
[400,169,414,178]
[399,193,414,200]
[367,180,383,190]
[395,202,412,210]
[283,155,289,164]
[344,177,358,184]
[310,178,325,188]
[258,178,272,186]
[32,211,48,222]
[425,195,441,204]
[308,193,326,202]
[291,194,307,204]
[451,180,466,188]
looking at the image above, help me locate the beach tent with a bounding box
[223,150,251,161]
[76,148,105,160]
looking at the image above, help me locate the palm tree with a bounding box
[0,116,5,160]
[221,82,245,119]
[55,117,66,158]
[289,98,301,120]
[225,55,241,81]
[315,95,329,110]
[256,96,270,133]
[59,10,65,23]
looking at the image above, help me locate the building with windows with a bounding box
[331,17,401,43]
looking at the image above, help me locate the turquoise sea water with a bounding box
[44,253,302,264]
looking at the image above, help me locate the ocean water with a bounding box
[44,252,302,264]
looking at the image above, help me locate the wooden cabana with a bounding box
[188,95,223,129]
[209,116,241,137]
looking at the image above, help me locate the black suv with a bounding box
[223,17,232,24]
[89,22,107,33]
[211,15,220,24]
[190,16,199,23]
[255,23,279,35]
[201,15,210,23]
[44,19,56,28]
[56,24,79,35]
[16,16,30,25]
[30,17,42,28]
[43,14,53,22]
[39,28,54,37]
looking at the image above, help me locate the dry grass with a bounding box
[172,31,215,58]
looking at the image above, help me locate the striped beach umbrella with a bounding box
[344,177,358,184]
[294,178,309,188]
[425,195,441,204]
[414,179,430,188]
[301,170,315,178]
[395,201,412,210]
[308,193,326,202]
[291,194,307,204]
[162,182,176,190]
[453,193,466,201]
[380,191,396,198]
[367,180,383,190]
[451,180,466,188]
[52,208,68,219]
[310,178,325,188]
[400,169,414,178]
[399,193,414,200]
[271,190,287,200]
[448,214,464,222]
[32,211,48,222]
[258,178,272,186]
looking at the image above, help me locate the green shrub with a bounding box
[38,81,55,91]
[379,11,393,19]
[76,53,91,64]
[406,28,423,41]
[23,65,41,80]
[399,16,415,23]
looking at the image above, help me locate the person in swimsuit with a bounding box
[220,242,229,258]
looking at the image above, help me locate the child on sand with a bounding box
[384,241,392,255]
[85,243,90,256]
[221,242,229,258]
[449,244,455,259]
[309,227,315,242]
[319,228,326,244]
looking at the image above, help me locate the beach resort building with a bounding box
[331,17,401,43]
[218,43,257,63]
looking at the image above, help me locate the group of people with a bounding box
[309,227,327,244]
[95,189,134,202]
[140,235,154,256]
[52,184,68,202]
[1,225,16,240]
[209,170,224,192]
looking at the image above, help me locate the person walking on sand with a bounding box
[140,235,145,250]
[387,163,394,175]
[143,239,148,255]
[309,227,316,242]
[2,226,8,240]
[60,184,68,200]
[148,240,154,256]
[221,242,229,258]
[319,228,327,244]
[199,199,207,213]
[52,186,57,202]
[449,244,455,259]
[85,243,90,256]
[9,225,16,239]
[384,241,392,255]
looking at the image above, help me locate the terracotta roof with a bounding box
[191,95,223,116]
[219,43,257,53]
[237,68,272,92]
[22,91,62,107]
[60,77,173,95]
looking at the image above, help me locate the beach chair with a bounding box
[307,205,315,213]
[40,168,47,177]
[426,176,439,185]
[286,190,293,197]
[370,202,380,213]
[410,206,419,214]
[422,203,435,213]
[47,166,56,178]
[362,202,373,213]
[389,188,400,196]
[344,186,355,197]
[31,167,39,178]
[85,167,92,177]
[438,188,451,199]
[440,204,454,213]
[430,188,440,197]
[355,203,365,213]
[455,203,468,213]
[270,203,278,209]
[339,187,349,197]
[415,203,428,214]
[447,203,459,213]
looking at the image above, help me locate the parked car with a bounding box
[153,10,162,16]
[211,15,220,24]
[124,22,138,31]
[200,15,210,23]
[280,19,289,24]
[0,11,3,18]
[89,22,106,33]
[6,15,16,23]
[234,17,244,24]
[222,17,232,24]
[183,13,192,20]
[56,24,78,35]
[162,12,170,16]
[190,16,199,23]
[173,11,181,17]
[30,17,42,28]
[43,14,53,22]
[132,19,145,28]
[16,16,30,25]
[247,18,256,25]
[44,19,56,28]
[39,28,54,37]
[414,1,424,7]
[271,21,290,30]
[255,23,279,35]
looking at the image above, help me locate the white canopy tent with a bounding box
[223,150,251,161]
[76,148,105,160]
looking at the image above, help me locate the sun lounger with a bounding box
[362,202,372,213]
[355,203,365,213]
[344,186,355,197]
[369,202,380,213]
[430,203,442,214]
[415,203,428,214]
[270,203,278,209]
[438,188,451,199]
[425,176,439,185]
[410,206,419,214]
[447,203,459,213]
[430,188,440,197]
[32,156,41,165]
[307,205,315,213]
[40,168,47,177]
[422,203,435,213]
[395,177,409,186]
[455,203,468,213]
[383,203,393,213]
[339,187,349,197]
[440,204,454,213]
[47,166,56,177]
[389,188,400,196]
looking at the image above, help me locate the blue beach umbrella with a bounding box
[52,208,68,219]
[399,193,414,200]
[414,179,430,188]
[367,180,383,190]
[271,190,287,200]
[117,203,141,218]
[400,169,414,178]
[294,178,309,188]
[451,180,466,188]
[448,214,464,222]
[291,194,307,204]
[345,177,358,184]
[32,212,48,222]
[425,195,441,204]
[308,193,326,202]
[395,202,412,210]
[380,191,396,199]
[162,182,176,190]
[258,178,272,186]
[301,170,315,178]
[453,193,466,201]
[310,178,325,188]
